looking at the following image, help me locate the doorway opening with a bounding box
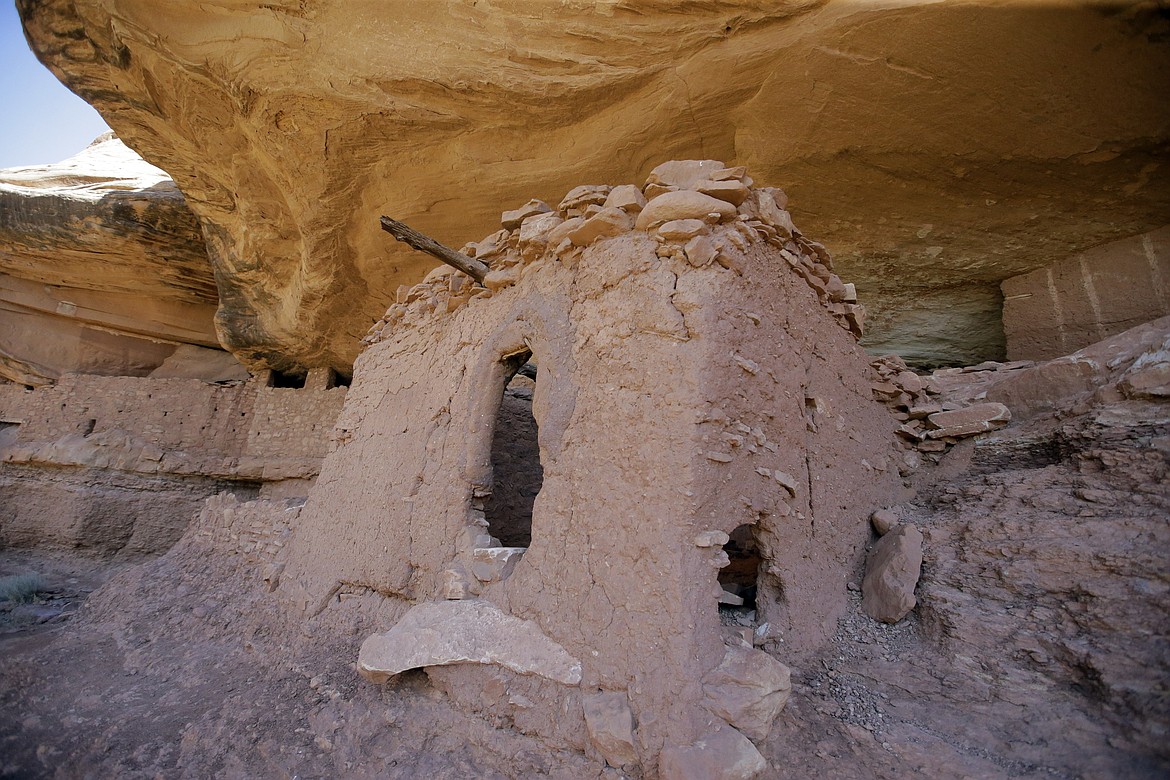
[482,351,542,548]
[718,524,761,614]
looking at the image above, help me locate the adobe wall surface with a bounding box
[278,165,904,773]
[1002,225,1170,361]
[0,374,345,554]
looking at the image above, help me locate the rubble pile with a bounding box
[870,354,1016,457]
[364,160,865,345]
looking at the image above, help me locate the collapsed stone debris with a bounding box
[364,159,866,348]
[869,353,1015,460]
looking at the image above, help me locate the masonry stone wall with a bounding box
[0,373,345,554]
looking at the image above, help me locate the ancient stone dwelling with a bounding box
[260,161,904,774]
[2,0,1168,775]
[2,143,1169,777]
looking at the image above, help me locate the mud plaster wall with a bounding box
[0,374,345,552]
[278,230,903,757]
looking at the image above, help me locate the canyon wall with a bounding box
[16,1,1170,371]
[0,134,223,385]
[1002,225,1170,361]
[0,372,345,555]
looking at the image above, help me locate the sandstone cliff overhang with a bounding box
[17,1,1170,372]
[0,133,220,385]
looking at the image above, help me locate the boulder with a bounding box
[567,207,632,247]
[702,645,792,742]
[582,691,639,768]
[870,508,898,536]
[659,724,767,780]
[862,524,924,623]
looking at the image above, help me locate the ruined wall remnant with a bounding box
[1002,226,1170,361]
[273,162,904,776]
[0,373,345,555]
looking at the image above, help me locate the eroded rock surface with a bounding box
[17,1,1170,370]
[0,134,222,385]
[1002,226,1170,361]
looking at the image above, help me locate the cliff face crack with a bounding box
[665,270,693,341]
[812,45,936,81]
[670,67,706,155]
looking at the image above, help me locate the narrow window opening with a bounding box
[718,524,761,622]
[0,420,20,449]
[333,371,352,388]
[269,369,307,388]
[483,351,542,549]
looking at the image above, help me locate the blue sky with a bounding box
[0,2,111,169]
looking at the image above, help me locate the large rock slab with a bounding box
[357,600,583,685]
[17,1,1170,371]
[0,134,221,384]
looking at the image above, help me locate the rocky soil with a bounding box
[1,320,1166,779]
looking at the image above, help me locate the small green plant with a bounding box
[0,573,47,604]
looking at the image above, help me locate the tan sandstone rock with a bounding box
[568,207,632,247]
[17,1,1169,371]
[0,134,219,385]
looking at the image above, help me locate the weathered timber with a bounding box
[380,215,489,284]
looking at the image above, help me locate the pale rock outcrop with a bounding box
[862,524,924,624]
[0,134,220,384]
[357,600,583,685]
[18,1,1169,370]
[1119,335,1170,399]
